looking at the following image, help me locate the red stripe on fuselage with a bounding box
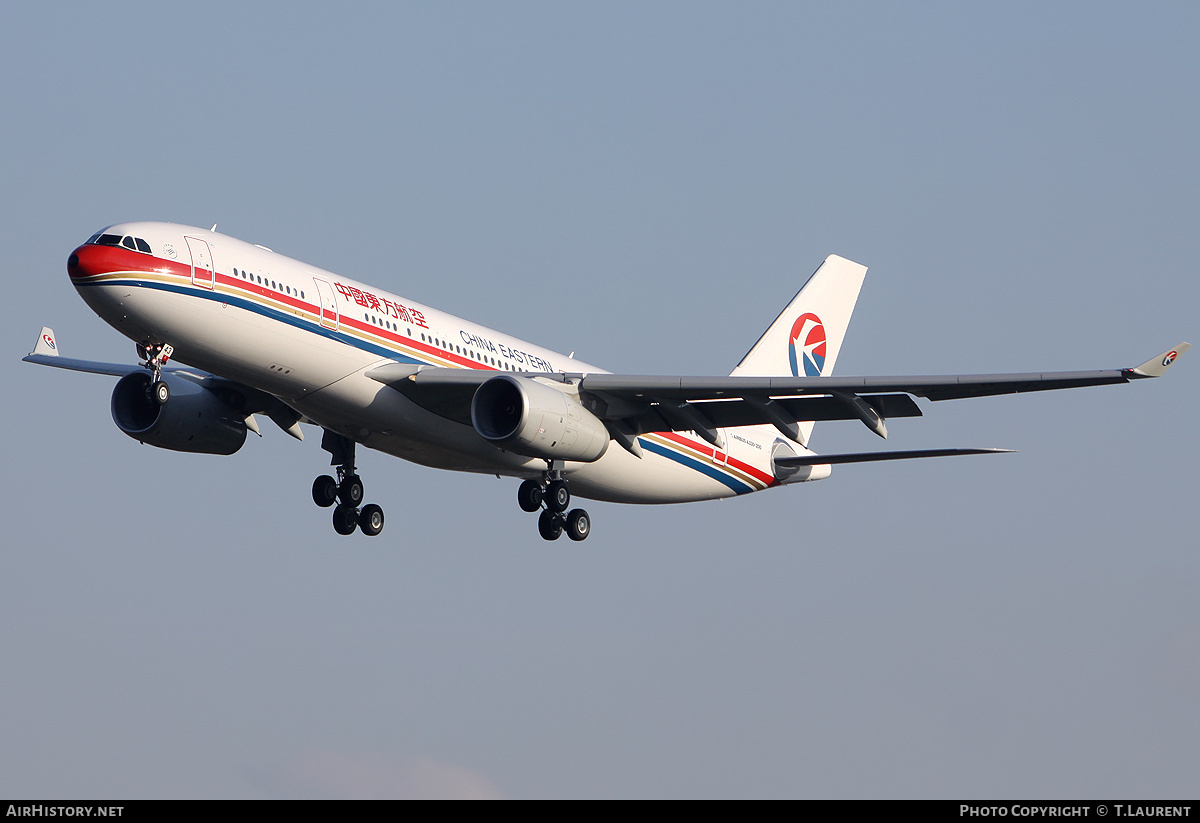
[657,431,777,486]
[70,243,781,481]
[68,243,187,281]
[68,243,500,370]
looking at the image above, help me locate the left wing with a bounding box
[23,327,308,439]
[24,326,142,376]
[366,343,1189,445]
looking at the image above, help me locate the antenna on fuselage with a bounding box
[210,224,217,232]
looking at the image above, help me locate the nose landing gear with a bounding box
[137,342,174,406]
[313,430,385,537]
[519,463,591,542]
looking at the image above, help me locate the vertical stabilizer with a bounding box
[730,254,867,444]
[731,255,867,378]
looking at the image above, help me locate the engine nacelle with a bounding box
[471,375,610,462]
[111,372,247,455]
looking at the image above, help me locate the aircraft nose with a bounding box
[67,244,104,280]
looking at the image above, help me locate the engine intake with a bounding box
[111,372,247,455]
[471,375,609,462]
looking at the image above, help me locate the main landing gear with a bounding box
[518,462,591,542]
[312,430,384,537]
[137,342,174,406]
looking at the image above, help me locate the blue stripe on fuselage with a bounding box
[78,277,428,365]
[90,277,761,495]
[638,437,753,494]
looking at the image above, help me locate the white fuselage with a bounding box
[69,222,822,503]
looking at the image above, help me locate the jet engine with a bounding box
[471,375,610,462]
[111,372,247,455]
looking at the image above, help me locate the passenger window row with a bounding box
[363,313,409,335]
[417,332,515,370]
[233,267,304,302]
[87,231,518,369]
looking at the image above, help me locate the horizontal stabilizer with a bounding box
[775,447,1014,467]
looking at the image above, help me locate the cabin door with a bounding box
[313,277,339,330]
[184,236,215,290]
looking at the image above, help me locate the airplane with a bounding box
[24,221,1189,542]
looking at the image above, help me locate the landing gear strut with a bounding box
[518,462,591,541]
[138,342,174,406]
[313,430,385,537]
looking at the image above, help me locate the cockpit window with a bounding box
[91,233,152,253]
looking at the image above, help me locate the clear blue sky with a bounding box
[2,2,1197,798]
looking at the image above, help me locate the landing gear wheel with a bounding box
[148,380,170,406]
[565,509,591,541]
[538,510,563,541]
[546,480,570,513]
[517,479,543,513]
[339,474,364,507]
[359,504,384,536]
[312,475,338,508]
[332,505,358,535]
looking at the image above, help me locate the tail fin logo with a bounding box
[788,313,826,377]
[42,333,56,350]
[1164,351,1178,367]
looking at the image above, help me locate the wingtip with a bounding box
[1129,342,1190,377]
[30,326,59,358]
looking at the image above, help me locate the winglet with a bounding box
[1129,342,1190,377]
[31,327,59,357]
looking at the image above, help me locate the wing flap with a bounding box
[621,393,922,435]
